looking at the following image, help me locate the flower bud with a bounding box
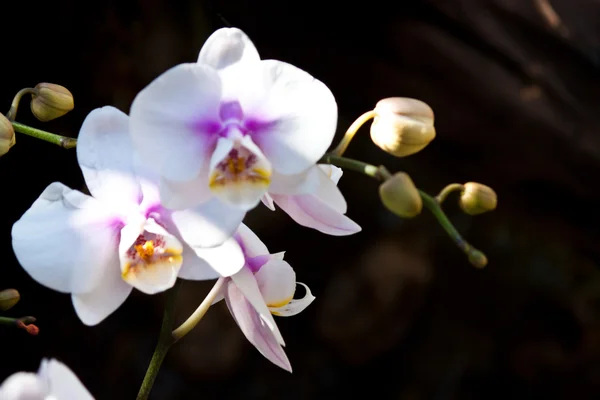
[0,289,20,311]
[379,172,422,218]
[30,83,74,122]
[370,97,436,157]
[0,114,16,156]
[459,182,497,215]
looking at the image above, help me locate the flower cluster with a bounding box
[10,27,360,378]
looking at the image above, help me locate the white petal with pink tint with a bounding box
[255,259,296,307]
[230,266,285,346]
[129,63,222,182]
[11,182,120,295]
[198,28,260,70]
[77,106,142,210]
[224,281,292,372]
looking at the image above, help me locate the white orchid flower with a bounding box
[11,107,245,326]
[129,27,338,240]
[263,164,361,235]
[197,223,314,372]
[0,359,93,400]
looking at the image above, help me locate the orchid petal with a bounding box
[225,281,292,372]
[76,106,141,209]
[262,193,276,210]
[11,182,120,294]
[311,165,347,213]
[235,223,269,258]
[230,266,285,346]
[269,283,315,317]
[319,164,343,185]
[39,359,94,400]
[177,243,221,280]
[271,192,361,236]
[190,237,245,277]
[171,197,246,248]
[230,60,337,175]
[159,172,212,210]
[268,165,321,196]
[208,135,271,210]
[129,63,222,182]
[198,28,260,70]
[71,266,132,326]
[0,373,46,399]
[255,259,296,308]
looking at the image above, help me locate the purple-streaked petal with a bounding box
[235,223,269,258]
[254,259,296,307]
[39,359,94,400]
[230,266,285,346]
[11,182,120,294]
[171,197,246,248]
[77,106,142,209]
[225,281,292,372]
[271,193,361,236]
[269,282,315,317]
[229,60,337,175]
[197,28,260,70]
[129,63,222,182]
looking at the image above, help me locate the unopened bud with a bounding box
[0,289,20,311]
[0,114,16,156]
[30,83,74,122]
[459,182,497,215]
[379,172,422,218]
[468,250,488,268]
[370,97,436,157]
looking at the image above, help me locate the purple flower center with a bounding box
[191,101,277,140]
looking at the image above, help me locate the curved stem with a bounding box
[172,278,225,342]
[435,183,465,204]
[11,121,77,149]
[5,88,37,121]
[136,282,180,400]
[331,110,377,156]
[319,153,487,268]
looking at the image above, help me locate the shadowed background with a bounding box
[1,0,600,398]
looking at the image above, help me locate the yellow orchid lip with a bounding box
[267,296,293,316]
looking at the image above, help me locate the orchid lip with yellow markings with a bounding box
[121,230,184,295]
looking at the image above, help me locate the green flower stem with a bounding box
[435,183,465,204]
[171,277,225,342]
[5,88,37,121]
[136,282,180,400]
[11,121,77,149]
[319,154,487,268]
[330,110,377,156]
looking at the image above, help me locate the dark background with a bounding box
[1,0,600,398]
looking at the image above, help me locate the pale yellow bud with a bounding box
[0,289,20,311]
[370,97,436,157]
[459,182,497,215]
[0,114,16,156]
[30,83,74,122]
[379,172,422,218]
